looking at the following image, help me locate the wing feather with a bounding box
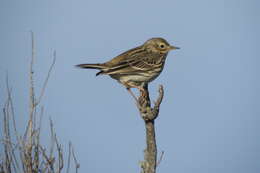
[101,47,165,75]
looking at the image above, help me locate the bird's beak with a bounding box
[169,45,180,50]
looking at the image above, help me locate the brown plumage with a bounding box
[76,37,179,92]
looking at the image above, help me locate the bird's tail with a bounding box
[76,63,107,76]
[76,63,106,69]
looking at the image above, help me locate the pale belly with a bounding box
[110,69,162,87]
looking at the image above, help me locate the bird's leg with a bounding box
[126,88,138,102]
[138,83,149,98]
[138,87,147,97]
[137,84,151,108]
[124,82,149,110]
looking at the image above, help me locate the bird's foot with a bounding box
[127,88,138,102]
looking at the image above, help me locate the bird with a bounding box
[76,37,179,98]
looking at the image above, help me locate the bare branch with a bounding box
[49,118,55,162]
[54,134,64,173]
[71,144,80,173]
[153,85,164,111]
[1,31,78,173]
[36,51,56,105]
[27,31,36,161]
[134,84,165,173]
[156,151,164,167]
[3,106,11,173]
[6,75,19,142]
[66,142,72,173]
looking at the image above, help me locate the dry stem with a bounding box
[136,84,164,173]
[0,32,79,173]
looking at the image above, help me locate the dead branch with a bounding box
[71,143,80,173]
[66,142,72,173]
[135,84,164,173]
[0,32,79,173]
[36,51,56,106]
[156,151,164,167]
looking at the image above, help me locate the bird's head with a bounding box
[143,37,180,54]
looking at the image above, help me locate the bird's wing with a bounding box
[101,47,163,75]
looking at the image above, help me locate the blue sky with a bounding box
[0,0,259,173]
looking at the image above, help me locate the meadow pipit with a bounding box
[76,37,179,98]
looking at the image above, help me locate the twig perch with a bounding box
[136,84,164,173]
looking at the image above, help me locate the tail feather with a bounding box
[96,71,103,76]
[76,63,107,76]
[75,63,106,69]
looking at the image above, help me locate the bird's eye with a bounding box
[159,44,165,49]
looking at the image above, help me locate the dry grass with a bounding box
[0,32,79,173]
